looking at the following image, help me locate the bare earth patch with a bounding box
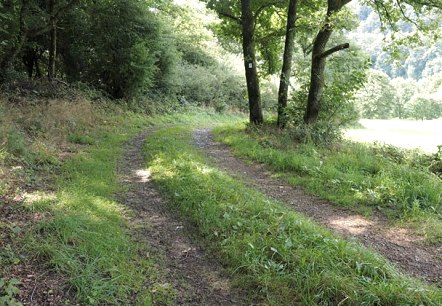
[193,128,442,284]
[0,196,74,306]
[118,131,245,305]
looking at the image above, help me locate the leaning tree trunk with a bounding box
[277,0,298,128]
[304,0,351,124]
[304,28,333,124]
[241,0,264,125]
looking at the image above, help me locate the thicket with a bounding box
[356,70,442,120]
[0,0,248,111]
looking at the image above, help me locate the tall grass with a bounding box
[0,97,246,304]
[214,124,442,243]
[23,114,154,304]
[145,126,442,305]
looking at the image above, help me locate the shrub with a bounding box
[173,61,247,111]
[406,96,442,120]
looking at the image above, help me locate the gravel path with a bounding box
[193,128,442,284]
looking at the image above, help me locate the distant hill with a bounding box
[349,4,442,81]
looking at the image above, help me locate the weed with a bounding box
[150,282,176,306]
[0,277,22,306]
[67,132,95,145]
[6,130,28,159]
[0,244,21,266]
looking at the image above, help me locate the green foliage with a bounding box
[429,145,442,178]
[145,126,442,305]
[287,40,369,142]
[25,116,154,304]
[61,0,172,99]
[174,62,247,110]
[407,96,442,120]
[0,277,22,306]
[356,69,396,119]
[6,129,28,158]
[390,78,416,118]
[215,125,442,220]
[67,132,95,145]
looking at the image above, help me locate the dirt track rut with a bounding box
[193,128,442,284]
[118,130,245,305]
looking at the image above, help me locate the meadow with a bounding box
[345,119,442,153]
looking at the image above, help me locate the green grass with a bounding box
[144,107,246,127]
[144,126,442,306]
[22,113,155,305]
[214,125,442,220]
[15,109,245,305]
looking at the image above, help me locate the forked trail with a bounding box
[118,131,245,305]
[193,128,442,284]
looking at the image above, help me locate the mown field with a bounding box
[345,119,442,153]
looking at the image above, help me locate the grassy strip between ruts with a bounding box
[144,126,442,306]
[12,109,245,305]
[213,124,442,243]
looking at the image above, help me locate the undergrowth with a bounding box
[144,126,442,306]
[214,123,442,243]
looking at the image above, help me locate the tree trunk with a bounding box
[304,28,333,124]
[277,0,298,128]
[48,0,57,80]
[23,47,36,78]
[304,0,351,124]
[241,0,264,125]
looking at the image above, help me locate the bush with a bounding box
[61,0,176,99]
[173,61,247,111]
[429,145,442,178]
[406,96,442,120]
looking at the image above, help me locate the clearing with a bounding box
[345,119,442,153]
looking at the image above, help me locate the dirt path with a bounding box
[118,130,245,305]
[193,128,442,284]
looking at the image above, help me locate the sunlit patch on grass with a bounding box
[134,169,151,182]
[20,116,156,304]
[215,124,442,244]
[23,191,57,204]
[197,165,214,175]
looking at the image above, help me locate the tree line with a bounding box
[207,0,442,127]
[1,0,442,126]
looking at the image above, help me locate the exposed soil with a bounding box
[118,130,246,305]
[193,128,442,284]
[1,196,74,306]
